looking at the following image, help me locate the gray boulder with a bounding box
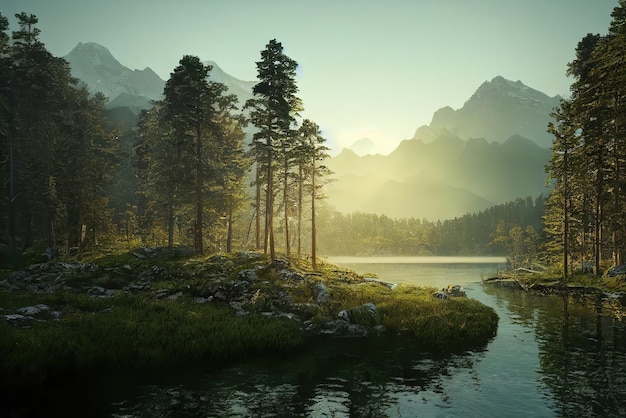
[314,283,329,304]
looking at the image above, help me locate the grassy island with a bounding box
[0,249,498,390]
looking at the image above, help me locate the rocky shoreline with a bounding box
[0,247,499,400]
[2,248,481,338]
[2,249,386,338]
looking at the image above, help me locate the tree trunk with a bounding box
[195,126,203,255]
[311,157,317,270]
[594,188,602,275]
[297,164,303,255]
[7,111,16,254]
[255,164,261,250]
[283,150,290,257]
[226,204,233,253]
[563,150,569,279]
[167,195,174,250]
[265,132,275,262]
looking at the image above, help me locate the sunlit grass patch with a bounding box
[311,276,499,350]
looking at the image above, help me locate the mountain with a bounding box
[347,138,378,155]
[64,42,256,116]
[326,130,551,220]
[413,76,561,149]
[205,60,255,109]
[65,42,164,112]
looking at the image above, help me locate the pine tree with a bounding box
[245,39,301,262]
[162,56,214,254]
[297,119,332,269]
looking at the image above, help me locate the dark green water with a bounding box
[89,259,626,416]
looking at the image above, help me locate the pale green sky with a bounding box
[1,0,618,153]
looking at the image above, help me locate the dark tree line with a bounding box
[545,1,626,277]
[0,13,116,257]
[317,196,545,264]
[0,14,332,266]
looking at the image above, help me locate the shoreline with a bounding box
[1,248,499,395]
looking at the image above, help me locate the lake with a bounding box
[99,256,626,417]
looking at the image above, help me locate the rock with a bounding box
[433,285,466,299]
[280,270,305,281]
[238,269,257,282]
[230,301,248,315]
[17,304,50,316]
[314,283,329,304]
[306,319,369,337]
[338,303,379,327]
[167,292,183,300]
[290,303,320,320]
[273,259,289,270]
[0,279,18,291]
[608,264,626,277]
[50,310,64,320]
[363,278,397,289]
[4,314,36,327]
[444,284,466,298]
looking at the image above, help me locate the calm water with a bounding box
[99,257,626,417]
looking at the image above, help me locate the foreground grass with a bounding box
[0,292,302,388]
[0,250,499,389]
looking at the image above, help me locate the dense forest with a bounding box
[0,13,332,265]
[317,196,544,262]
[545,1,626,277]
[3,3,626,276]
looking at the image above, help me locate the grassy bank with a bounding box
[490,265,626,294]
[0,292,303,387]
[0,250,499,389]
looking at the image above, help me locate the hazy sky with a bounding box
[1,0,618,153]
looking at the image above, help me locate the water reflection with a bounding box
[482,284,626,418]
[107,337,486,417]
[102,260,626,417]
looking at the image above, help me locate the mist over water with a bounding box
[326,256,507,290]
[326,256,507,265]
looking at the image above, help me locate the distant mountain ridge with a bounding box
[327,131,551,220]
[327,76,556,220]
[64,42,255,114]
[65,42,164,113]
[413,76,561,149]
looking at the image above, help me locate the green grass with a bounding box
[296,258,499,350]
[0,292,303,388]
[0,250,500,389]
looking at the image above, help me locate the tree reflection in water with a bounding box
[484,284,626,417]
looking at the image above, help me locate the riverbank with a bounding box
[0,248,498,394]
[484,266,626,294]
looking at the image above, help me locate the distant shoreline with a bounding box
[325,255,507,265]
